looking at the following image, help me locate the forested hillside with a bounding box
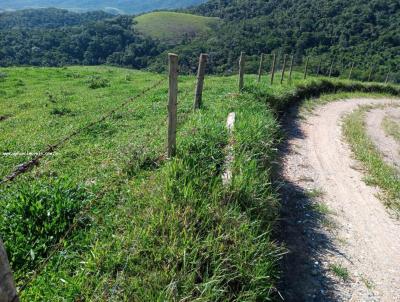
[0,10,163,67]
[0,0,206,14]
[0,0,399,82]
[163,0,399,79]
[0,8,111,28]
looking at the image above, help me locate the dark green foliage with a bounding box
[50,107,73,116]
[0,8,111,29]
[0,177,91,275]
[1,1,399,83]
[87,75,109,89]
[163,0,400,81]
[0,11,164,68]
[0,0,206,15]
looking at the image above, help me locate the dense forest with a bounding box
[0,8,111,28]
[0,0,399,82]
[0,9,163,67]
[168,0,400,80]
[0,0,206,14]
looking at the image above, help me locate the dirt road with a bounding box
[279,98,400,301]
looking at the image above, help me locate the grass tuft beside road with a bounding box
[382,116,400,143]
[343,106,400,213]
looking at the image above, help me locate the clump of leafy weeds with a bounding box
[87,76,110,89]
[0,177,92,276]
[51,107,73,116]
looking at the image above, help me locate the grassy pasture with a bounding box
[1,65,400,300]
[135,11,219,44]
[1,66,282,300]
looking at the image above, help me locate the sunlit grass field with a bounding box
[1,65,399,300]
[135,11,219,44]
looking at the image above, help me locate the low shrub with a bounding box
[0,177,91,275]
[50,107,73,116]
[87,76,109,89]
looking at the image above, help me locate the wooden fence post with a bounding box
[193,53,208,109]
[385,69,390,84]
[270,53,276,85]
[316,58,322,76]
[288,55,294,82]
[328,59,334,78]
[257,54,264,83]
[167,53,178,158]
[304,56,309,79]
[0,238,19,302]
[348,62,355,80]
[280,54,287,84]
[368,65,373,82]
[239,52,245,91]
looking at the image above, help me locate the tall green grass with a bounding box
[344,107,400,212]
[382,116,400,143]
[2,67,400,300]
[20,81,284,301]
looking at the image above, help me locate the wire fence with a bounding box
[1,50,399,299]
[0,78,165,186]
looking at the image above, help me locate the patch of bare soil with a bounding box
[278,99,400,302]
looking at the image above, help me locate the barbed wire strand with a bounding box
[0,78,166,186]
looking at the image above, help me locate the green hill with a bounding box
[163,0,399,80]
[135,11,219,44]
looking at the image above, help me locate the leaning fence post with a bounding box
[270,53,277,85]
[280,54,287,84]
[239,52,245,91]
[194,53,208,109]
[316,58,322,76]
[385,69,390,84]
[288,55,294,82]
[328,59,334,78]
[257,53,264,83]
[0,238,19,302]
[348,62,355,80]
[304,56,309,79]
[368,65,373,82]
[167,53,178,158]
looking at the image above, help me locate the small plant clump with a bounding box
[50,107,73,116]
[329,264,350,281]
[0,177,91,276]
[87,75,110,89]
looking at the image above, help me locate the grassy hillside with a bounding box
[1,64,400,300]
[135,11,219,44]
[0,65,284,300]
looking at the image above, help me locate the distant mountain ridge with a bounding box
[0,0,207,14]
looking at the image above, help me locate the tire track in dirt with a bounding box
[278,98,400,302]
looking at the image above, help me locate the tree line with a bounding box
[0,9,164,68]
[0,2,399,83]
